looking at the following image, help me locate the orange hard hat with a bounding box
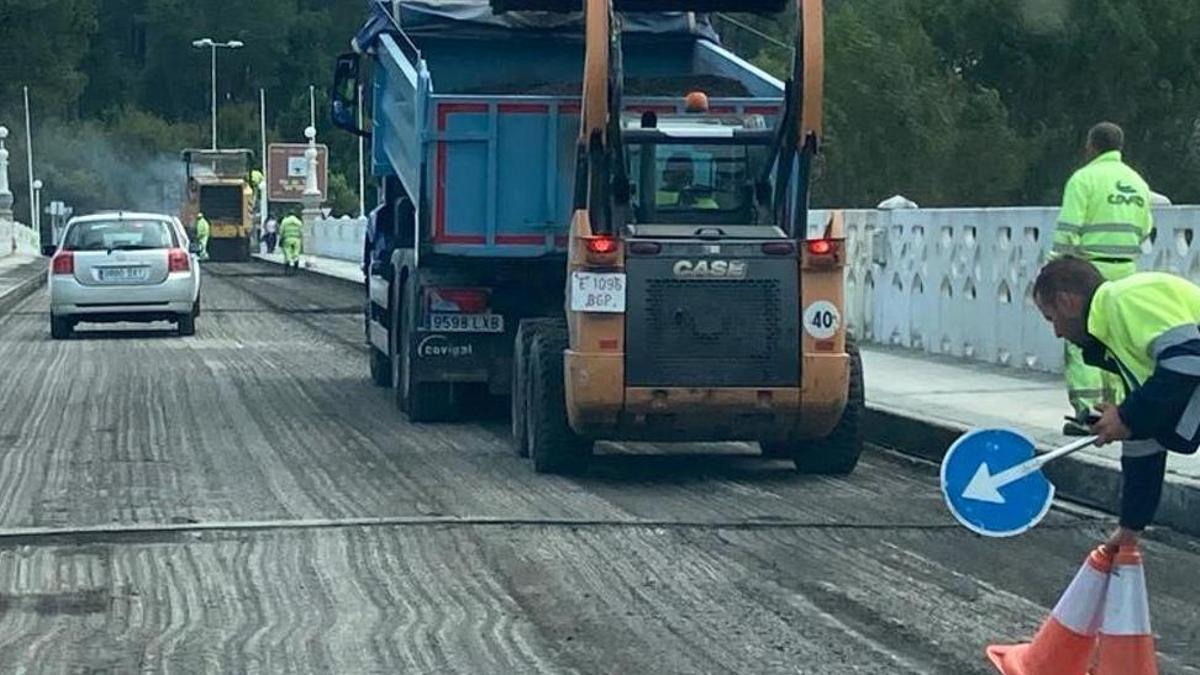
[684,91,709,113]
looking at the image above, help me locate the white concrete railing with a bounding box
[293,215,366,262]
[0,219,40,257]
[843,205,1200,374]
[298,206,1199,376]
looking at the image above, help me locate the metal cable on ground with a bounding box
[0,513,1108,547]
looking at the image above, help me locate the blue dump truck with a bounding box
[334,1,784,415]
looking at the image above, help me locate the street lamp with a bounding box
[191,37,245,150]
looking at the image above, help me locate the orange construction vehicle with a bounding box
[505,0,862,474]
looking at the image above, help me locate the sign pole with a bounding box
[260,88,268,228]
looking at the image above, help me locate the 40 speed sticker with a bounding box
[803,301,841,339]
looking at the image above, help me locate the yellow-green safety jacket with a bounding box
[1081,272,1200,528]
[657,190,719,210]
[279,215,304,242]
[1052,150,1153,264]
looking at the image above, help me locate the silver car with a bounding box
[48,212,202,339]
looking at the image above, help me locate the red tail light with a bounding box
[428,287,490,314]
[168,248,190,272]
[52,251,74,275]
[586,236,618,255]
[807,239,833,255]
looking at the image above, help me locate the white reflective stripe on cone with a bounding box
[1102,564,1153,636]
[1051,559,1111,634]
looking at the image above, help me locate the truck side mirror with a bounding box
[331,53,370,138]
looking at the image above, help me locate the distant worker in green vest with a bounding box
[279,210,304,274]
[657,154,719,210]
[1050,122,1154,435]
[193,212,210,262]
[1033,257,1200,552]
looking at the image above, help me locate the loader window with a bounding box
[627,143,769,225]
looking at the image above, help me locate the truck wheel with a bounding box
[762,338,864,475]
[50,316,72,340]
[527,324,591,475]
[512,319,551,457]
[370,348,392,388]
[395,281,456,422]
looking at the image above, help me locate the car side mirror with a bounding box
[188,241,203,255]
[331,53,370,138]
[42,244,57,257]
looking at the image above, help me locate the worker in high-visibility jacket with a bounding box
[657,154,719,210]
[1050,122,1154,434]
[193,213,211,262]
[278,211,304,273]
[1034,257,1200,552]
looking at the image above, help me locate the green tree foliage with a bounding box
[4,0,1199,223]
[723,0,1200,207]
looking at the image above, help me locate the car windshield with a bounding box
[63,219,177,251]
[626,141,772,225]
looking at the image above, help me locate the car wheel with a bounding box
[178,312,196,337]
[50,316,72,340]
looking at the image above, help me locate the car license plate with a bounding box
[570,271,626,313]
[99,266,149,282]
[429,313,505,333]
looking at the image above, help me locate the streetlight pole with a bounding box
[191,38,244,150]
[23,86,35,229]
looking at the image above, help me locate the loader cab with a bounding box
[621,113,776,230]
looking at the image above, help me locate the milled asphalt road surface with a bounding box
[0,262,1196,673]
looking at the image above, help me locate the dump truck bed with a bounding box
[367,16,783,258]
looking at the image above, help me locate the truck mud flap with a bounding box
[410,330,507,386]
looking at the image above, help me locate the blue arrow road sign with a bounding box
[940,428,1055,537]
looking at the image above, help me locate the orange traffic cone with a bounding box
[987,547,1113,675]
[1091,544,1157,675]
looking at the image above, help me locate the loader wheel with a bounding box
[512,319,551,457]
[527,324,591,475]
[762,338,864,475]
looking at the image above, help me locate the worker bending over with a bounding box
[1033,257,1200,551]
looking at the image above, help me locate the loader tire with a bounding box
[761,337,864,475]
